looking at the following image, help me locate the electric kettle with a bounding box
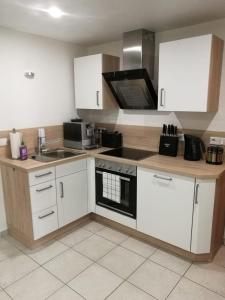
[184,134,206,161]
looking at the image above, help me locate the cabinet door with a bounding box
[191,179,216,254]
[137,168,195,251]
[158,35,212,112]
[56,170,88,227]
[74,54,102,109]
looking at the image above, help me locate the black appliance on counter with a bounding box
[95,159,137,218]
[101,147,154,160]
[101,131,122,148]
[184,134,206,161]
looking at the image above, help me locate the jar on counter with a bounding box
[206,145,224,165]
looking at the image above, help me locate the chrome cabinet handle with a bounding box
[36,185,53,192]
[96,91,100,106]
[35,171,52,178]
[194,183,200,204]
[160,88,165,107]
[38,211,54,219]
[153,174,172,181]
[60,182,64,198]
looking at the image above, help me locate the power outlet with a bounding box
[178,133,184,142]
[0,138,8,146]
[209,136,224,145]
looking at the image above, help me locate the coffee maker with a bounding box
[184,134,205,161]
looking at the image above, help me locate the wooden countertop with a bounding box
[0,147,225,179]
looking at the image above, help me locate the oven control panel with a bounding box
[95,159,137,176]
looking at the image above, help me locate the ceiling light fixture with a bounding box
[47,6,64,18]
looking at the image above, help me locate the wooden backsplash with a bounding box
[97,123,225,153]
[0,125,63,158]
[1,123,225,159]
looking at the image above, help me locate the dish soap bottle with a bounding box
[20,139,28,160]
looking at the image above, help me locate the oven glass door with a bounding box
[95,168,136,219]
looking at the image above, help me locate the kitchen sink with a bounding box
[30,149,85,162]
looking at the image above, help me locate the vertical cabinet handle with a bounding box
[194,183,200,204]
[160,88,165,107]
[96,91,100,106]
[60,182,64,198]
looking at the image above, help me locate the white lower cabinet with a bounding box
[137,168,195,251]
[32,205,58,240]
[137,167,216,253]
[56,160,88,227]
[191,179,216,254]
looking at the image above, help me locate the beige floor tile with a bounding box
[121,237,157,258]
[0,238,21,262]
[68,263,122,300]
[99,246,145,279]
[128,260,180,300]
[47,285,84,300]
[0,291,11,300]
[97,227,128,244]
[213,246,225,268]
[44,249,92,283]
[0,251,38,288]
[150,249,191,275]
[74,234,115,261]
[57,228,93,247]
[107,281,155,300]
[2,235,26,251]
[6,267,63,300]
[23,240,68,265]
[185,263,225,297]
[82,221,105,233]
[168,277,225,300]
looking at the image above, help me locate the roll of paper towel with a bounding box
[10,129,22,159]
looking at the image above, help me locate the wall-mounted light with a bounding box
[24,71,35,79]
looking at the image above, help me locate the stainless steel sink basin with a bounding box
[30,149,85,162]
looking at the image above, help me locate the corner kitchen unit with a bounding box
[1,1,225,299]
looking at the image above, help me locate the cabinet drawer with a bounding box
[30,181,56,213]
[32,205,58,240]
[29,167,55,186]
[56,159,87,178]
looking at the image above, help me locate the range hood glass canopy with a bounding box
[102,29,158,110]
[103,69,157,109]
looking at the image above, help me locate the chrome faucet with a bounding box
[37,128,47,154]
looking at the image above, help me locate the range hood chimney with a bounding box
[102,29,157,110]
[123,29,155,79]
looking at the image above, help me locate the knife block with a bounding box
[159,135,179,157]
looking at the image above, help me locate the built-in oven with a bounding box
[95,159,137,219]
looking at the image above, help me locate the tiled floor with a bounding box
[0,222,225,300]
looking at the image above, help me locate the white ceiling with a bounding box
[0,0,225,46]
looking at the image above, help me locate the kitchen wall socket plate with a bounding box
[178,133,185,142]
[0,138,8,146]
[209,136,224,145]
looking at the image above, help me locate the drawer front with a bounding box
[29,167,55,186]
[56,159,87,178]
[30,181,56,213]
[32,205,58,240]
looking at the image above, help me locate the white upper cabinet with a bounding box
[158,34,223,112]
[74,54,119,110]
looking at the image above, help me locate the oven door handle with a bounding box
[96,170,131,182]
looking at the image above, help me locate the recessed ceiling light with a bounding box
[47,6,64,18]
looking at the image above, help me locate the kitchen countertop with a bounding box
[0,147,225,179]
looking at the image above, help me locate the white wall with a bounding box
[79,18,225,132]
[0,26,87,130]
[0,27,87,232]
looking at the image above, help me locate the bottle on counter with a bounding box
[206,144,224,165]
[19,139,28,160]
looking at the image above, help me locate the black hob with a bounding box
[101,147,155,161]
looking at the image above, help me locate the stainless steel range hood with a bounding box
[102,29,157,110]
